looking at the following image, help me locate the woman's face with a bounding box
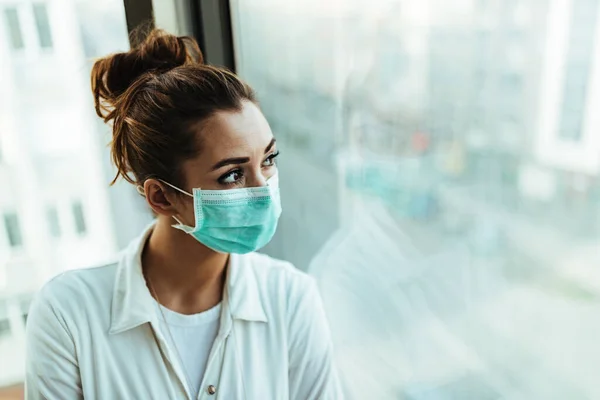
[158,100,278,226]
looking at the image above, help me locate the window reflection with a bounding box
[233,0,600,398]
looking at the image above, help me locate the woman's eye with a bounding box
[219,169,243,185]
[262,151,280,167]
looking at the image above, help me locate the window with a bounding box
[71,201,87,235]
[3,7,24,50]
[232,0,600,397]
[0,319,9,338]
[20,299,30,325]
[46,206,60,238]
[3,212,23,248]
[32,3,53,49]
[558,0,599,141]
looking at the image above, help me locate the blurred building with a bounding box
[0,0,145,387]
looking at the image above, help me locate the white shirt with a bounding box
[157,302,221,398]
[25,223,342,400]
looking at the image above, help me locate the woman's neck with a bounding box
[141,217,228,315]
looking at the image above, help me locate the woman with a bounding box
[24,30,341,400]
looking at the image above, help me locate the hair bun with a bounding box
[136,30,203,72]
[91,29,203,118]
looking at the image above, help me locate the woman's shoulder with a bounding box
[30,263,118,325]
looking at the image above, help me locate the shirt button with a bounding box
[207,385,217,395]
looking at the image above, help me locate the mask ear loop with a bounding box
[135,180,194,197]
[157,180,195,228]
[158,179,194,197]
[172,216,186,226]
[138,179,195,227]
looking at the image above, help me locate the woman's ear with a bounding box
[143,179,181,217]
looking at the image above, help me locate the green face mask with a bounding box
[163,173,282,254]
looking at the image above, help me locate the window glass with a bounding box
[232,0,600,397]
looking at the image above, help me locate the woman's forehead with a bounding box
[192,102,274,161]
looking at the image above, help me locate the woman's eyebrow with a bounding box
[211,157,250,171]
[265,138,276,153]
[211,139,276,171]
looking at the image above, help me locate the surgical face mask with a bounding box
[159,173,282,254]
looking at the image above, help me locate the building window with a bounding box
[71,201,87,235]
[32,3,53,49]
[558,0,599,141]
[46,206,61,238]
[3,7,24,50]
[3,212,23,248]
[0,318,9,338]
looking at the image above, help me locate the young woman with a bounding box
[24,30,341,400]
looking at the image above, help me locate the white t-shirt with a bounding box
[157,302,222,398]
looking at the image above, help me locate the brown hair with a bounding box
[91,29,256,186]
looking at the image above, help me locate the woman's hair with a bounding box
[91,29,256,186]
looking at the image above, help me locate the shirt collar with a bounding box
[109,222,268,335]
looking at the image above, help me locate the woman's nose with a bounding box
[246,170,268,188]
